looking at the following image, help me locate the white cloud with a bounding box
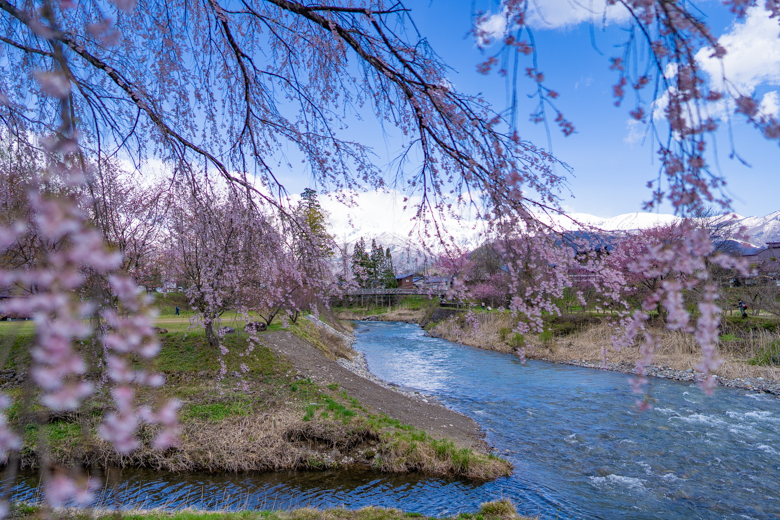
[624,118,646,146]
[318,189,486,249]
[475,10,507,46]
[651,65,676,122]
[644,6,780,130]
[651,88,671,122]
[697,6,780,94]
[759,90,780,117]
[524,0,629,29]
[475,0,630,44]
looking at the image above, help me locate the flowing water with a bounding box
[10,321,780,519]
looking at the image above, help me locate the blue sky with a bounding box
[292,1,779,219]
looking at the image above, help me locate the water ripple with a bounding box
[9,321,780,520]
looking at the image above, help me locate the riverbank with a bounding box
[10,500,534,520]
[335,308,426,324]
[425,311,780,397]
[340,299,780,397]
[0,314,509,480]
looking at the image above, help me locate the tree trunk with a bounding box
[205,320,219,347]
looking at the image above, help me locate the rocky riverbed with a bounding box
[533,356,780,396]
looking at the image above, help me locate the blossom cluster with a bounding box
[0,182,180,509]
[610,221,749,403]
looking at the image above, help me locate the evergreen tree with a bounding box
[351,237,370,288]
[296,188,333,257]
[383,247,398,288]
[369,239,385,287]
[351,238,398,288]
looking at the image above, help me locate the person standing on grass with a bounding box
[175,306,180,316]
[738,300,748,318]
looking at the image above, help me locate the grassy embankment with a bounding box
[0,294,509,480]
[333,296,432,323]
[338,294,780,381]
[425,306,780,381]
[10,500,535,520]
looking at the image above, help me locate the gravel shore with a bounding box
[262,329,489,450]
[533,356,780,397]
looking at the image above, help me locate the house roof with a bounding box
[745,246,780,260]
[421,275,449,284]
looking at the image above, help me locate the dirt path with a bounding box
[260,331,488,451]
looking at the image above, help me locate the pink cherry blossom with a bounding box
[45,474,100,506]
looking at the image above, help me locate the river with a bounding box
[10,321,780,519]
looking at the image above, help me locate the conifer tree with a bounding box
[351,237,370,288]
[369,239,386,287]
[297,188,333,257]
[383,248,398,289]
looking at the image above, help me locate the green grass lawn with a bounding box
[0,320,35,335]
[0,309,511,478]
[0,309,284,336]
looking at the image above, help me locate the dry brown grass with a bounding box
[23,502,538,520]
[294,318,355,361]
[374,434,511,480]
[529,322,780,382]
[334,307,426,323]
[335,295,437,323]
[22,410,327,472]
[379,308,426,322]
[316,327,355,360]
[89,409,320,472]
[334,309,364,320]
[316,306,353,334]
[430,312,517,353]
[29,409,509,479]
[429,310,780,383]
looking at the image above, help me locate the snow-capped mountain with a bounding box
[550,211,780,250]
[322,191,484,270]
[556,211,780,246]
[558,212,680,231]
[734,210,780,246]
[334,230,472,273]
[321,191,780,263]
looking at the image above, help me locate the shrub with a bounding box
[499,328,525,348]
[509,333,525,349]
[451,447,474,473]
[762,322,778,333]
[478,499,518,519]
[748,340,780,366]
[539,330,554,345]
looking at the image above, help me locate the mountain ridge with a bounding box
[326,205,780,271]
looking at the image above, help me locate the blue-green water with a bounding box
[10,321,780,519]
[352,321,780,519]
